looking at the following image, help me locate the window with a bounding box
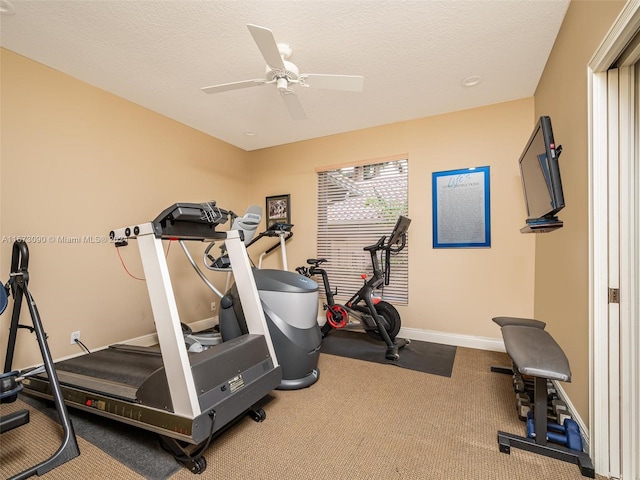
[316,158,409,304]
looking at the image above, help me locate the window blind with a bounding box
[316,158,409,304]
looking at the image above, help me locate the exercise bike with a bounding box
[296,216,411,361]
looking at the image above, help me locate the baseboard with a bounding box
[553,380,590,454]
[124,316,218,347]
[315,318,506,353]
[398,326,506,352]
[50,317,219,364]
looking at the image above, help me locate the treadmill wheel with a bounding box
[249,408,266,422]
[188,456,207,474]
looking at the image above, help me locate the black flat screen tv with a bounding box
[518,116,564,232]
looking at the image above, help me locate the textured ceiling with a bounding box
[0,0,570,151]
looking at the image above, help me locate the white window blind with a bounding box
[316,158,409,304]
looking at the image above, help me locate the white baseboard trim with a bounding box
[51,316,220,365]
[553,380,590,454]
[124,316,218,347]
[398,326,506,352]
[315,319,506,353]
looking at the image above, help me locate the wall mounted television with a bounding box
[518,116,565,233]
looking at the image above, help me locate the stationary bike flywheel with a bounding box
[326,304,348,328]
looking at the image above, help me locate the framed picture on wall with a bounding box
[432,166,491,248]
[266,194,291,229]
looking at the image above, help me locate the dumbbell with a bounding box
[513,375,525,393]
[546,398,572,424]
[515,392,531,420]
[550,398,567,413]
[547,381,558,400]
[525,412,583,451]
[543,397,572,421]
[513,374,535,394]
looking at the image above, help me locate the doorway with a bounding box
[589,4,640,478]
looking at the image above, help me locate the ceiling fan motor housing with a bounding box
[265,58,299,91]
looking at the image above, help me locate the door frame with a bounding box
[588,2,640,478]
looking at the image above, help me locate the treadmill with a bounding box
[21,202,282,473]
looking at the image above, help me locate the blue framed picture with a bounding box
[432,166,491,248]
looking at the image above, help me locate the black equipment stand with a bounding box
[1,240,80,479]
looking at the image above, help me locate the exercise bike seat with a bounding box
[306,258,327,266]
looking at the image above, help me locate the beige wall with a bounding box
[532,0,625,426]
[2,47,539,370]
[2,0,623,433]
[248,98,538,338]
[2,2,626,436]
[0,49,251,368]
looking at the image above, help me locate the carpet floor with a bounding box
[1,347,603,480]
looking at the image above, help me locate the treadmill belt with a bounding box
[56,348,164,387]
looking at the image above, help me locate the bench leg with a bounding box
[497,431,595,478]
[490,365,513,375]
[497,376,595,478]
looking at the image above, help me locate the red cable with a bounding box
[116,246,145,281]
[115,239,173,281]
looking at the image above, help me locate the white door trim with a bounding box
[589,2,640,478]
[589,66,612,477]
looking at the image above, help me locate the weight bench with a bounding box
[490,317,546,375]
[495,322,595,478]
[492,316,546,329]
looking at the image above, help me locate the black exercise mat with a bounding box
[20,394,180,479]
[321,330,457,377]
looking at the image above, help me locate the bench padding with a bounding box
[501,325,571,382]
[493,316,546,329]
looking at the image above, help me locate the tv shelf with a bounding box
[520,218,563,234]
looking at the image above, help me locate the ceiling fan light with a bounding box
[461,75,482,87]
[0,0,16,15]
[276,77,288,91]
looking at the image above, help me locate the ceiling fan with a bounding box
[201,24,364,120]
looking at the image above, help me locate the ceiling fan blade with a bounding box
[247,24,286,71]
[280,90,307,120]
[201,79,266,94]
[301,74,364,92]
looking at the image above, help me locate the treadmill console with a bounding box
[152,202,229,240]
[110,201,232,244]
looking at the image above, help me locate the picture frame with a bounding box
[265,194,291,229]
[432,166,491,248]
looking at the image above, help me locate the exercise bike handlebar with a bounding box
[363,224,409,287]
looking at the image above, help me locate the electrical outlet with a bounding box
[70,331,81,345]
[210,302,216,312]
